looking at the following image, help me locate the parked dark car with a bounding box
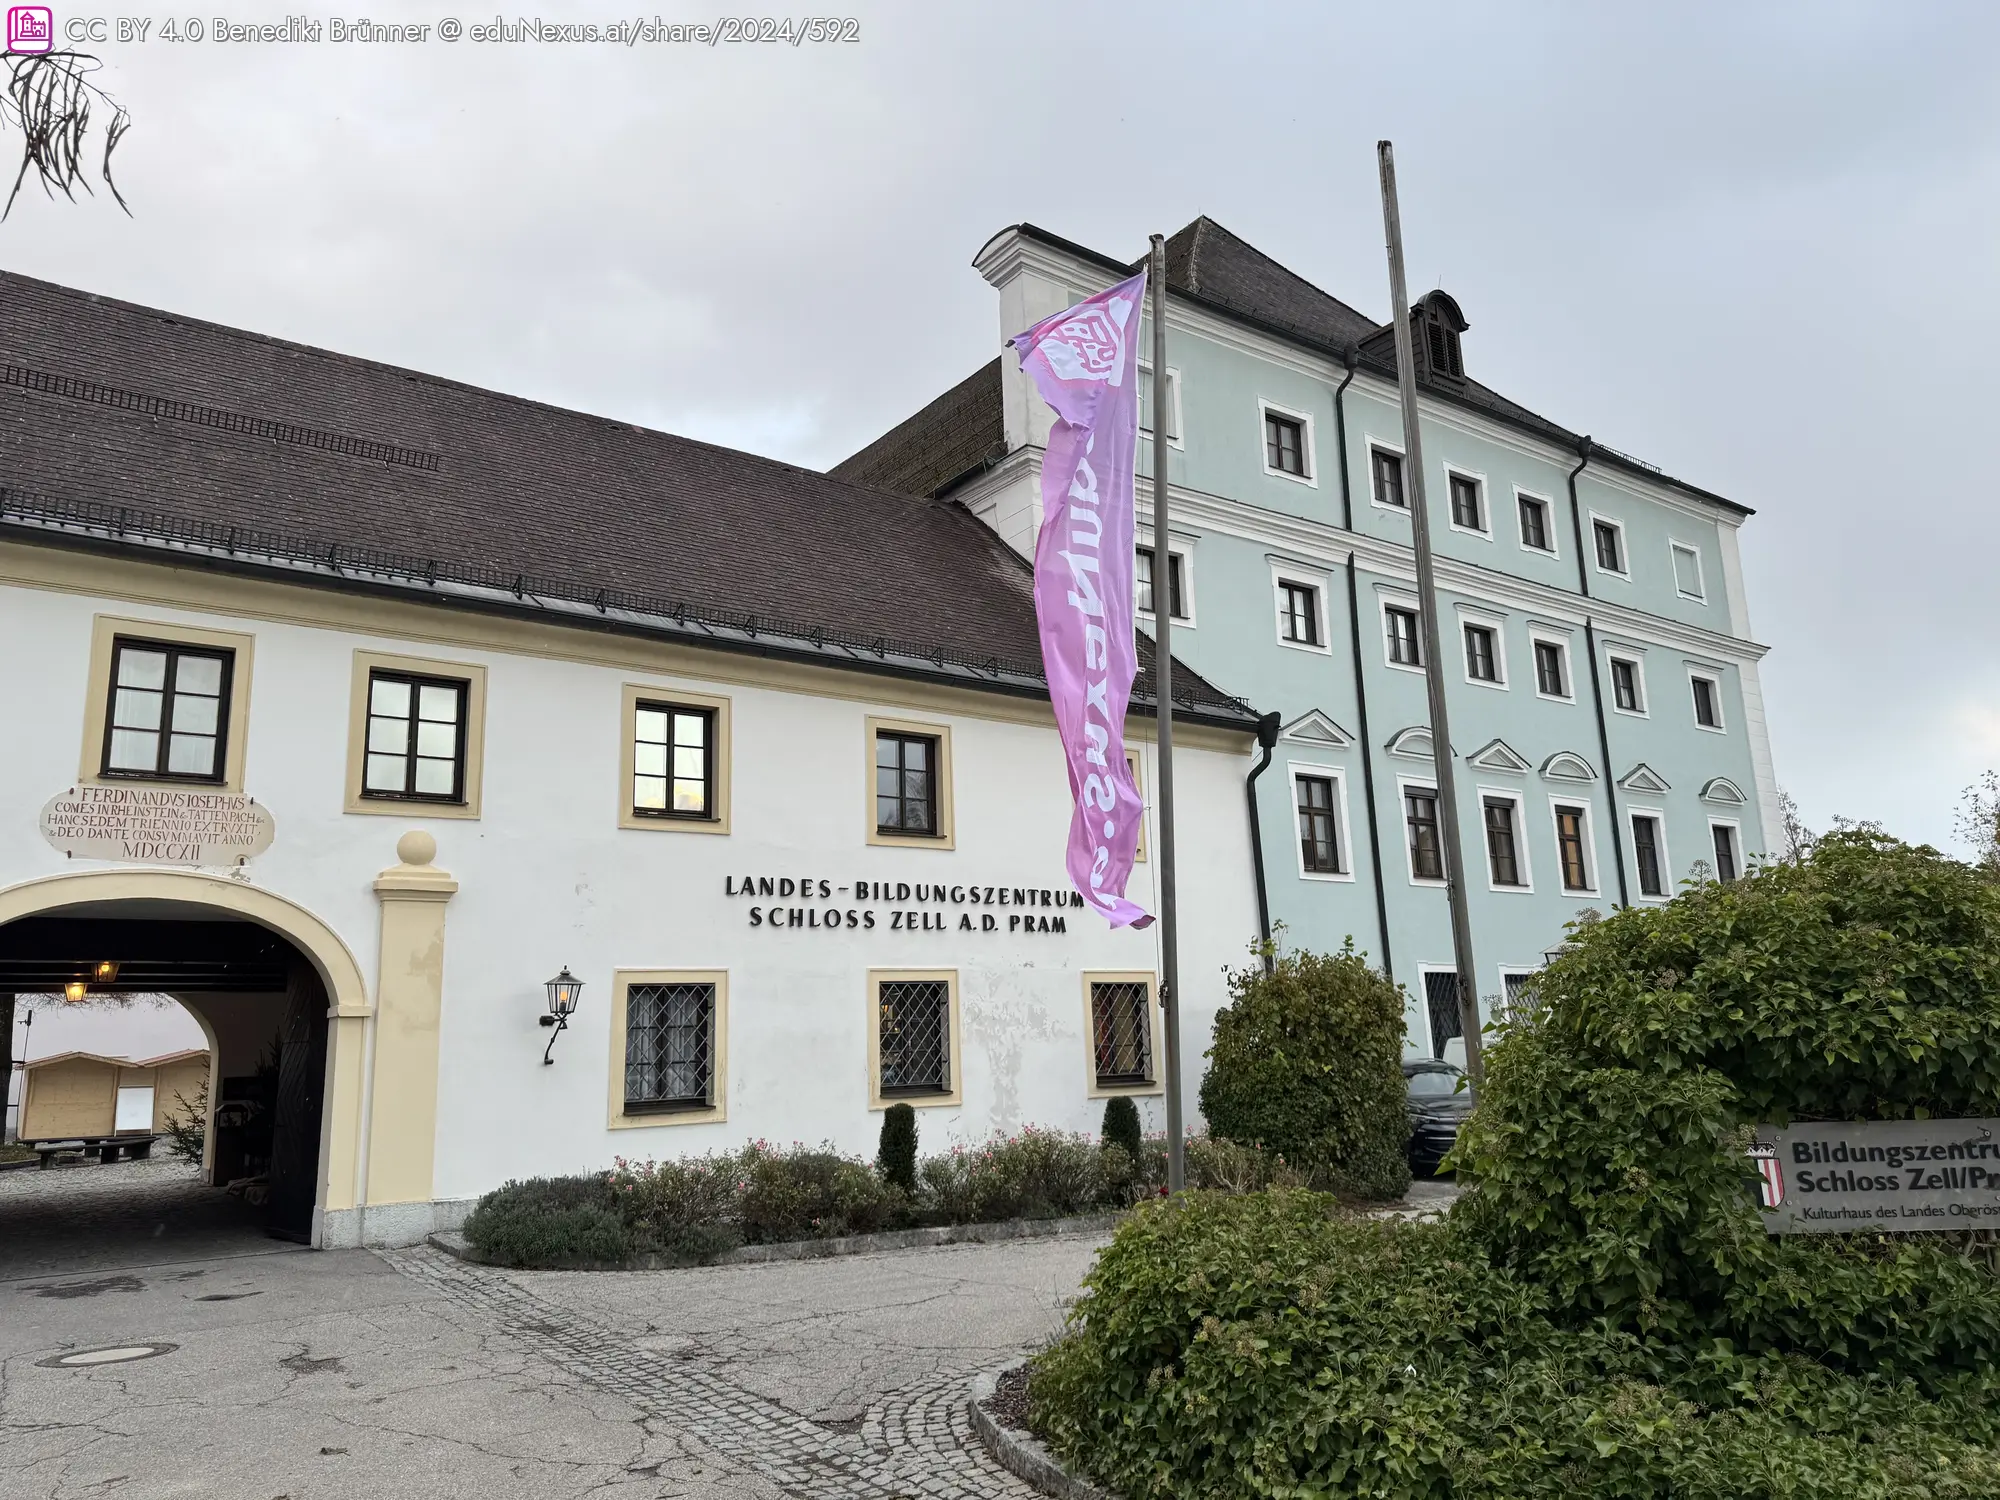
[1404,1059,1473,1176]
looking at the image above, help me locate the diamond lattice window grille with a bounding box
[878,979,950,1095]
[1091,981,1153,1086]
[624,982,715,1110]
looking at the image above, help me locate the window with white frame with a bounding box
[1670,541,1705,600]
[1262,406,1311,480]
[1690,672,1724,731]
[1482,795,1528,888]
[1463,622,1501,684]
[1370,445,1406,508]
[1532,637,1570,698]
[1592,516,1628,575]
[1447,471,1486,533]
[1385,604,1423,667]
[1137,362,1181,443]
[1608,654,1646,714]
[1551,801,1594,893]
[1405,785,1444,881]
[1276,577,1324,648]
[1710,821,1741,883]
[1500,968,1541,1016]
[1516,493,1554,553]
[1631,812,1667,898]
[1135,545,1189,621]
[1292,768,1348,877]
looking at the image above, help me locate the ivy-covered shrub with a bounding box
[1454,830,2000,1367]
[1198,942,1411,1199]
[1030,1191,2000,1499]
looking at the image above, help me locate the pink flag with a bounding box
[1010,272,1153,930]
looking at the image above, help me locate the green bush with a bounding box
[919,1128,1110,1222]
[1454,830,2000,1367]
[877,1102,918,1194]
[1030,1191,2000,1500]
[738,1142,904,1241]
[1100,1096,1142,1161]
[1198,942,1411,1199]
[462,1175,632,1267]
[609,1152,747,1260]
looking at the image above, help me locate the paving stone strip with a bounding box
[382,1244,1036,1499]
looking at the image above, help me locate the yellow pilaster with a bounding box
[364,829,457,1209]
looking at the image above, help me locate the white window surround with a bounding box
[1134,535,1196,629]
[1258,398,1318,487]
[1443,463,1492,539]
[1626,805,1672,902]
[1606,650,1649,717]
[1514,487,1559,557]
[1707,816,1746,883]
[1136,360,1185,450]
[1529,632,1575,702]
[1397,774,1446,888]
[1379,593,1425,675]
[1365,436,1408,512]
[1479,786,1535,894]
[1288,761,1357,884]
[1669,539,1706,601]
[1271,563,1333,655]
[1459,613,1509,691]
[1688,668,1726,733]
[1589,512,1631,580]
[1496,964,1542,1018]
[1547,795,1600,897]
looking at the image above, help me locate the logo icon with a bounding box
[1748,1143,1785,1209]
[6,6,53,52]
[1039,295,1133,387]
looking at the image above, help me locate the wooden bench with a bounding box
[28,1135,157,1168]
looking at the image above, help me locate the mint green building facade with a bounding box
[837,218,1779,1060]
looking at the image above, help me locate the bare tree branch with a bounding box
[0,49,132,219]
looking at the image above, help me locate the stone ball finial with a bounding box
[396,829,438,867]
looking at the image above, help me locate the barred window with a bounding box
[1090,980,1154,1087]
[624,981,716,1111]
[878,978,951,1095]
[876,731,939,836]
[633,701,714,819]
[102,639,232,782]
[363,669,468,802]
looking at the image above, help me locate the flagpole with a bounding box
[1377,142,1484,1084]
[1148,232,1187,1191]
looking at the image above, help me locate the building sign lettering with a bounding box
[1751,1119,2000,1233]
[724,875,1080,935]
[40,784,275,867]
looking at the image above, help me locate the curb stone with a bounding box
[967,1366,1117,1500]
[429,1211,1121,1270]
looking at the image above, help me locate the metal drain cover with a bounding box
[38,1343,177,1368]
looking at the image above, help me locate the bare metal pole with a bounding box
[1148,233,1187,1188]
[1377,142,1484,1083]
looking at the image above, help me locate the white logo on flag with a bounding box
[1038,295,1133,387]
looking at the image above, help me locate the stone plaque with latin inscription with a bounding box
[40,784,275,867]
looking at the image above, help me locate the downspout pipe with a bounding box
[1567,437,1631,908]
[1244,711,1284,971]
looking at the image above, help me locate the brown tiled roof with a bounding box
[830,357,1004,498]
[0,271,1254,725]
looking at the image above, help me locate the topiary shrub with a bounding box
[1454,829,2000,1370]
[462,1174,631,1267]
[1198,941,1411,1199]
[877,1102,918,1194]
[1099,1095,1141,1161]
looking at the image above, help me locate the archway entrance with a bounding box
[0,871,370,1272]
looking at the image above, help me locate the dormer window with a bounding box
[1413,291,1467,385]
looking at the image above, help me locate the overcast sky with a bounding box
[3,1,1994,851]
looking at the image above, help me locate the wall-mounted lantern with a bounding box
[63,979,88,1003]
[540,967,582,1065]
[93,960,120,984]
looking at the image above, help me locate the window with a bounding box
[1264,410,1308,477]
[869,971,960,1108]
[1691,674,1723,730]
[1448,472,1484,532]
[1088,976,1156,1090]
[1136,545,1188,620]
[1126,748,1148,863]
[876,730,939,835]
[100,639,233,782]
[1533,639,1568,698]
[1553,804,1592,892]
[1422,969,1463,1061]
[363,670,468,802]
[1712,822,1740,883]
[624,980,717,1112]
[1484,797,1525,887]
[1137,363,1180,442]
[632,702,715,821]
[1406,788,1443,881]
[1632,813,1665,897]
[1296,773,1343,875]
[1371,446,1406,508]
[1385,605,1423,667]
[1671,542,1705,600]
[1278,581,1322,646]
[1593,517,1626,574]
[1609,656,1645,714]
[1501,970,1540,1015]
[1463,623,1499,683]
[1517,494,1552,552]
